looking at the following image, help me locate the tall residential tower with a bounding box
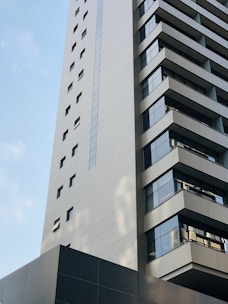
[41,0,228,301]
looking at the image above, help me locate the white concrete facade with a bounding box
[42,0,228,301]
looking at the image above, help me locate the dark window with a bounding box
[69,174,76,187]
[60,156,66,168]
[67,82,73,93]
[80,48,85,58]
[74,117,80,129]
[57,185,63,198]
[75,7,80,16]
[66,207,74,221]
[65,105,71,116]
[81,29,87,39]
[78,69,84,80]
[73,24,78,33]
[71,42,76,52]
[69,61,75,72]
[76,92,82,103]
[83,11,88,20]
[62,129,68,141]
[52,218,60,232]
[72,144,78,156]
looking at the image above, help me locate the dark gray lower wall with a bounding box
[0,246,226,304]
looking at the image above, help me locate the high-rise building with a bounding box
[41,0,228,301]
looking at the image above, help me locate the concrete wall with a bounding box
[41,0,138,270]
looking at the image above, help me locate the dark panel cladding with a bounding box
[58,246,98,283]
[56,273,97,303]
[99,259,137,296]
[0,246,227,304]
[98,286,137,304]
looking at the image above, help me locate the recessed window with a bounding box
[57,185,63,198]
[83,11,88,20]
[74,117,80,129]
[60,156,66,168]
[78,69,84,80]
[76,92,82,103]
[69,61,75,72]
[52,218,60,232]
[75,7,80,16]
[81,29,87,39]
[67,82,73,93]
[62,129,68,141]
[65,105,71,116]
[71,42,76,52]
[66,207,74,221]
[69,174,76,187]
[73,24,78,33]
[72,144,78,156]
[80,48,85,59]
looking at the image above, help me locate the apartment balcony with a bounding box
[142,145,228,190]
[145,240,228,301]
[144,190,228,233]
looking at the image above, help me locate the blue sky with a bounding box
[0,0,69,278]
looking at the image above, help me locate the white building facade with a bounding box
[41,0,228,301]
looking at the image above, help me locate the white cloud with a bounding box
[0,171,33,224]
[0,140,26,162]
[1,27,40,70]
[16,29,40,59]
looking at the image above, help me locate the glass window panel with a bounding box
[155,238,162,258]
[143,110,150,131]
[160,216,178,236]
[144,145,152,169]
[160,233,172,255]
[158,180,174,204]
[146,195,154,212]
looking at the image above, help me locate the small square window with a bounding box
[60,156,66,168]
[80,48,85,59]
[57,185,63,198]
[76,92,82,103]
[75,7,80,16]
[73,24,78,33]
[71,42,76,52]
[69,174,76,187]
[65,105,71,116]
[72,144,78,156]
[78,69,84,80]
[66,207,74,221]
[83,11,88,20]
[52,218,60,232]
[67,82,73,93]
[69,61,75,72]
[74,117,80,129]
[62,129,68,141]
[81,29,87,39]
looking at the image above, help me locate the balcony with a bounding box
[144,190,228,233]
[146,240,228,301]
